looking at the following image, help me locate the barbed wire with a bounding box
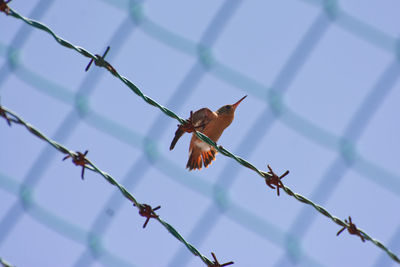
[0,257,15,267]
[4,7,272,179]
[0,106,220,267]
[0,170,138,267]
[116,0,400,197]
[3,5,400,265]
[0,40,321,263]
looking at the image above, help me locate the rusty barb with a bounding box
[265,165,289,196]
[0,0,11,15]
[0,105,229,266]
[337,216,365,242]
[135,203,161,228]
[208,252,234,267]
[63,150,89,179]
[85,46,116,74]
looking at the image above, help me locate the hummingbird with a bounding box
[170,95,247,170]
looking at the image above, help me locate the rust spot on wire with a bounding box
[265,165,289,196]
[337,216,365,242]
[208,252,234,267]
[63,150,89,179]
[0,0,11,15]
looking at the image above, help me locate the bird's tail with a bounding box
[186,147,216,171]
[170,126,185,150]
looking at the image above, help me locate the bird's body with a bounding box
[170,96,246,170]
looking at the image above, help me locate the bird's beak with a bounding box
[232,95,247,110]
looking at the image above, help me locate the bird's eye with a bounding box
[226,105,231,110]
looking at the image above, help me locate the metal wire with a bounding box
[0,106,214,266]
[3,5,400,265]
[0,257,15,267]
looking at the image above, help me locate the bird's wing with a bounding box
[191,108,217,131]
[186,109,218,170]
[169,108,216,150]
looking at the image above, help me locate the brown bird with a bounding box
[170,95,247,170]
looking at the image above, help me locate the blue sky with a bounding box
[1,0,400,266]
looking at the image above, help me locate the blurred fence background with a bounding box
[1,0,400,266]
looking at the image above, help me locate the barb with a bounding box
[63,150,89,179]
[265,165,289,196]
[85,46,116,73]
[0,106,215,266]
[337,216,365,242]
[0,0,11,15]
[136,204,161,228]
[4,9,400,264]
[86,46,110,71]
[208,252,234,267]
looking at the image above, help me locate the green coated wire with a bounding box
[4,8,400,264]
[0,257,15,267]
[106,0,400,196]
[0,172,136,267]
[0,106,215,266]
[6,6,270,186]
[0,42,314,262]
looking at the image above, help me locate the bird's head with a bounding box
[216,95,247,116]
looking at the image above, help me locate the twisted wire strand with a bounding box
[0,257,15,267]
[7,8,186,125]
[7,7,269,181]
[280,186,400,263]
[4,8,400,264]
[1,106,213,266]
[0,45,322,264]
